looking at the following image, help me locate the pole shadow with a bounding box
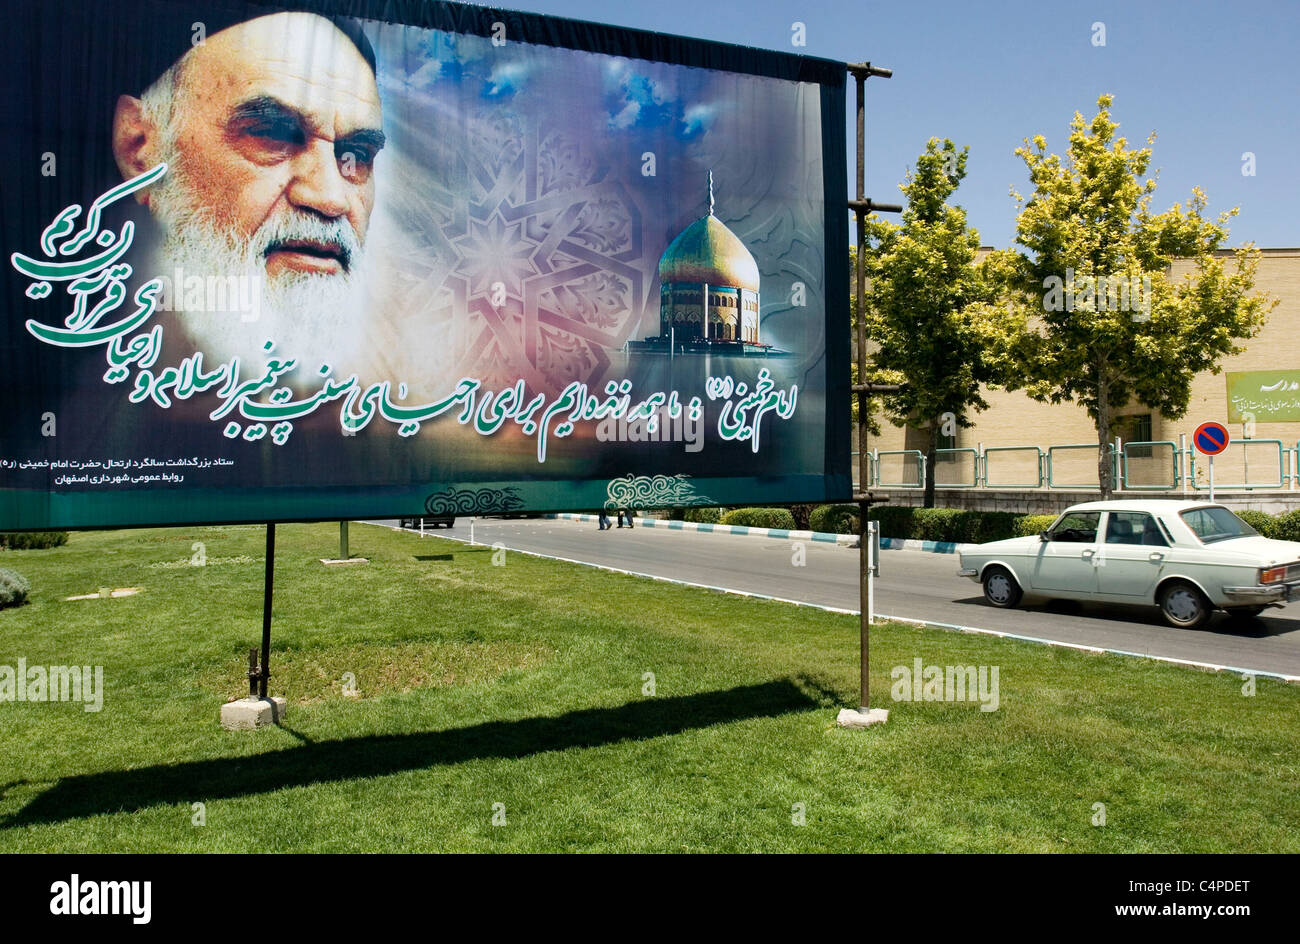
[4,679,827,828]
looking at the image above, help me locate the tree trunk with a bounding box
[1096,376,1113,499]
[923,422,938,508]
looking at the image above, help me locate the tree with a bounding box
[863,138,1009,507]
[1000,95,1275,497]
[849,245,903,439]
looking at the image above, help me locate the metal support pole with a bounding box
[848,61,895,711]
[340,520,349,560]
[1180,433,1188,495]
[854,66,870,710]
[260,522,275,699]
[866,520,876,629]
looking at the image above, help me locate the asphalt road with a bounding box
[365,517,1300,679]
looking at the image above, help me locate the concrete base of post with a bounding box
[320,558,368,566]
[836,706,889,728]
[220,696,287,730]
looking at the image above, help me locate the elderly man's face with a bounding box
[162,12,383,277]
[111,12,386,377]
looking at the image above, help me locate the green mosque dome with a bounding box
[657,214,761,293]
[654,172,763,346]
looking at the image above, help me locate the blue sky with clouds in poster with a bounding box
[515,0,1299,251]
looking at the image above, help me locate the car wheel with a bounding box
[982,566,1022,608]
[1158,580,1211,629]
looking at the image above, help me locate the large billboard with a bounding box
[0,0,849,530]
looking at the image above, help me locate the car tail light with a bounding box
[1261,566,1288,584]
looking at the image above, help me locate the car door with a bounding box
[1031,510,1101,594]
[1093,511,1168,599]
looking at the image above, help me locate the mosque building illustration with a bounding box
[627,173,787,357]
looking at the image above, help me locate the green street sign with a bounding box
[1226,370,1300,423]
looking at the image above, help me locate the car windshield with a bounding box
[1179,506,1259,544]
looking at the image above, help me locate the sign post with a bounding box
[839,61,898,730]
[1193,421,1231,502]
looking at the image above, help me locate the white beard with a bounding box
[147,161,371,386]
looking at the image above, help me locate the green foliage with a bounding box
[866,507,1066,544]
[718,507,797,530]
[0,567,30,608]
[1233,509,1274,537]
[810,504,859,535]
[2,521,1300,852]
[0,531,69,550]
[997,94,1275,496]
[862,139,1015,507]
[1013,514,1059,538]
[848,246,902,439]
[1265,510,1300,543]
[683,507,722,524]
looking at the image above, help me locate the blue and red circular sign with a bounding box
[1193,421,1230,456]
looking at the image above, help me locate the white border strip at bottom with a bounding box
[370,522,1300,685]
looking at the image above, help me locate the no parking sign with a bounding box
[1192,422,1230,500]
[1193,422,1230,456]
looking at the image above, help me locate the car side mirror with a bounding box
[1039,531,1050,542]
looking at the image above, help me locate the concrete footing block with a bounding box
[320,558,369,566]
[221,696,287,730]
[836,707,889,728]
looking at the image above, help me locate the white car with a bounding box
[957,499,1300,628]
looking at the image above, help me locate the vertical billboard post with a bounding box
[260,523,275,700]
[840,62,897,729]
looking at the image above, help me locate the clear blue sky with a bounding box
[514,0,1299,250]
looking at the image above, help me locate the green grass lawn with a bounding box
[0,521,1296,852]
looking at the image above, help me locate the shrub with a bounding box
[683,507,722,524]
[867,506,917,541]
[0,568,30,608]
[1233,509,1274,537]
[865,507,1024,544]
[1266,509,1300,543]
[0,531,68,550]
[1013,514,1059,538]
[789,503,814,531]
[719,507,797,530]
[810,504,858,535]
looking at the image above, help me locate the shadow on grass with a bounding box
[4,679,829,827]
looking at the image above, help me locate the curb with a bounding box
[879,537,977,555]
[544,514,975,554]
[545,513,857,546]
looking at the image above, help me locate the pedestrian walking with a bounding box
[617,509,635,528]
[597,510,611,530]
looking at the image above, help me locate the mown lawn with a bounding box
[0,521,1296,852]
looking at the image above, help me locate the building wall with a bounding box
[865,248,1300,456]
